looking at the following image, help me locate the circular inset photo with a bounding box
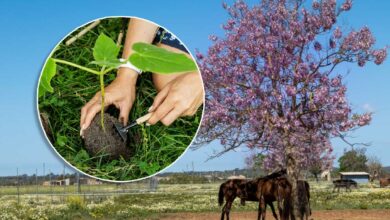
[37,17,204,181]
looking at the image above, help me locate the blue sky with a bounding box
[0,0,389,176]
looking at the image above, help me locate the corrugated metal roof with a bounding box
[339,172,369,175]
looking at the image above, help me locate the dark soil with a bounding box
[83,113,132,160]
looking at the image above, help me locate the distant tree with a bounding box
[367,155,383,179]
[309,161,322,182]
[245,153,265,169]
[338,148,368,172]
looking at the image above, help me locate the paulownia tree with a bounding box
[196,0,387,217]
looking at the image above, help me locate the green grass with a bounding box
[38,18,201,181]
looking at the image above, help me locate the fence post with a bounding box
[49,169,53,204]
[77,172,81,194]
[63,165,65,202]
[16,168,20,204]
[36,168,38,201]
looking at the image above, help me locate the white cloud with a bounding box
[362,103,375,112]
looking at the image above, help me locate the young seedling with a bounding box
[39,33,197,131]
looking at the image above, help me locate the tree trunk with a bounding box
[286,145,301,220]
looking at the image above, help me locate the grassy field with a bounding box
[1,181,390,219]
[38,18,201,181]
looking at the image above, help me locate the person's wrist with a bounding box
[117,68,138,85]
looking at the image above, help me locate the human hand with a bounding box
[147,72,204,126]
[80,68,137,136]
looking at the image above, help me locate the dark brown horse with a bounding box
[218,179,245,220]
[218,178,278,220]
[257,178,311,220]
[218,170,287,220]
[256,177,291,220]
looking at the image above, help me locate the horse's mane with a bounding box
[263,169,287,180]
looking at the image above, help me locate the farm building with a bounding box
[42,178,71,186]
[227,175,246,179]
[339,172,370,183]
[78,178,101,185]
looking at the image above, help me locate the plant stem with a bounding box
[52,58,100,75]
[99,67,106,132]
[103,67,116,75]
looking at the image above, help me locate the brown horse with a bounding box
[257,178,311,220]
[379,178,390,187]
[239,179,279,219]
[256,177,291,220]
[218,178,278,220]
[218,170,287,220]
[218,179,245,220]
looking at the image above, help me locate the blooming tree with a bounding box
[196,0,386,217]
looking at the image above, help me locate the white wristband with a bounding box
[118,58,142,74]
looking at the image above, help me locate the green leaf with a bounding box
[74,150,90,163]
[93,33,120,66]
[138,161,160,175]
[56,133,67,147]
[90,59,122,68]
[129,42,197,74]
[38,58,57,97]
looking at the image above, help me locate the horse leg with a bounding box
[258,200,262,220]
[261,199,267,220]
[258,196,266,220]
[276,199,282,220]
[225,200,233,220]
[304,206,309,220]
[269,202,278,220]
[306,195,311,220]
[289,199,295,220]
[221,202,226,220]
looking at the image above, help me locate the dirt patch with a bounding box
[159,210,390,220]
[83,113,132,160]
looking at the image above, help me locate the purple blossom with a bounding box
[195,50,204,60]
[372,48,387,65]
[209,35,218,41]
[286,86,297,96]
[333,27,342,39]
[356,113,372,126]
[340,0,352,11]
[314,41,322,51]
[222,2,228,9]
[357,55,366,67]
[312,1,320,10]
[329,38,336,48]
[342,27,375,51]
[330,76,341,87]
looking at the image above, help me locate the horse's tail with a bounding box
[305,181,312,216]
[284,191,291,220]
[284,181,292,220]
[218,183,225,206]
